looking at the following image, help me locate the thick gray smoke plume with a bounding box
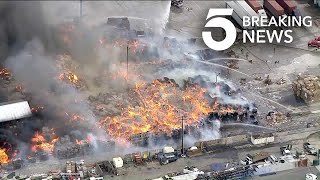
[0,2,107,147]
[0,2,249,160]
[0,1,59,61]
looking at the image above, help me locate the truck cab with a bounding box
[304,142,318,155]
[240,155,253,165]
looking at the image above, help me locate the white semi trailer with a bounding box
[235,0,260,19]
[226,1,255,29]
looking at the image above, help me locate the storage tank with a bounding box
[276,0,297,14]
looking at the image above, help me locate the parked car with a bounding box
[303,142,317,155]
[314,36,320,41]
[308,40,320,48]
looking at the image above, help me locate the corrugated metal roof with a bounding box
[0,101,32,123]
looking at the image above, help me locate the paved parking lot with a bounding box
[254,167,319,180]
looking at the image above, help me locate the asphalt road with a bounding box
[254,167,319,180]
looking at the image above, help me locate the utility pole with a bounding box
[80,0,82,18]
[181,116,184,156]
[126,45,129,81]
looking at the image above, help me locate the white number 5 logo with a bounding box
[202,9,237,51]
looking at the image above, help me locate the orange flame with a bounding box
[31,131,59,153]
[0,148,10,164]
[15,85,23,92]
[99,80,232,142]
[58,71,80,86]
[31,106,44,113]
[0,68,10,76]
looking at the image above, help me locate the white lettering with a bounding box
[260,16,268,27]
[243,16,251,27]
[278,16,287,27]
[251,16,260,27]
[267,30,283,43]
[269,16,278,26]
[243,30,255,43]
[284,30,293,43]
[256,30,266,43]
[303,16,312,27]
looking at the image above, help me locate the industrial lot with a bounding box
[0,0,320,180]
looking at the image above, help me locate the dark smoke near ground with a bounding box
[0,1,97,63]
[0,1,108,160]
[0,2,57,61]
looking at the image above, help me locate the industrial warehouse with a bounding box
[0,0,319,180]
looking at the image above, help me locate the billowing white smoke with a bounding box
[5,38,106,138]
[159,67,250,105]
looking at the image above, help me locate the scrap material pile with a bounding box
[54,136,91,160]
[98,75,256,144]
[56,54,86,89]
[292,75,320,104]
[266,111,289,126]
[0,68,11,81]
[0,143,16,165]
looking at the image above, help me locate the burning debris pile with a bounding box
[0,143,16,165]
[54,135,91,160]
[56,54,86,89]
[58,71,81,87]
[0,68,11,81]
[31,128,59,154]
[0,149,9,164]
[292,75,320,104]
[97,75,257,144]
[266,111,289,126]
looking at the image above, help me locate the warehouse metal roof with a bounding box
[0,101,32,123]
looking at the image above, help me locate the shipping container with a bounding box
[226,1,254,29]
[264,0,286,18]
[245,0,269,21]
[245,0,262,12]
[276,0,297,14]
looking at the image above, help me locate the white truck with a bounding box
[240,152,271,165]
[226,1,254,29]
